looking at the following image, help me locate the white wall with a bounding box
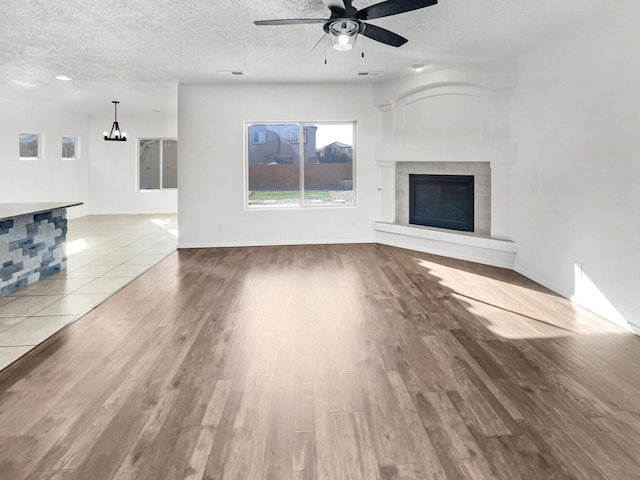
[88,113,177,214]
[0,98,89,218]
[178,83,381,247]
[511,3,640,332]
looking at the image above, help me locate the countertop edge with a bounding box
[0,202,84,222]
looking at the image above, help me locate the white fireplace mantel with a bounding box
[372,67,518,268]
[375,141,517,165]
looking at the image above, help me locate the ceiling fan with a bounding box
[254,0,438,51]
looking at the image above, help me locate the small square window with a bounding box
[62,136,78,160]
[290,129,307,144]
[19,133,40,160]
[252,131,266,144]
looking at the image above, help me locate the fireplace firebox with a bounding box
[409,174,474,232]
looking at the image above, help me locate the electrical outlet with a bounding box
[575,262,583,276]
[217,224,222,231]
[352,220,357,228]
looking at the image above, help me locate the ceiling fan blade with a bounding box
[360,23,408,47]
[254,19,327,26]
[356,0,437,21]
[322,0,346,13]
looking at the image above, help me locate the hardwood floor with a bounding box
[1,243,639,479]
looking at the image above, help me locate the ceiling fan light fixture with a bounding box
[254,0,438,50]
[334,34,354,51]
[103,100,127,142]
[326,19,360,51]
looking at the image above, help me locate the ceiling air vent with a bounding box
[217,70,244,76]
[357,71,382,76]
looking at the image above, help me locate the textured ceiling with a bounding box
[0,0,611,115]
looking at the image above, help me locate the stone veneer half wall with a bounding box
[396,162,491,236]
[0,209,67,297]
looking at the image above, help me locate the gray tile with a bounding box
[101,264,151,278]
[396,191,408,211]
[397,162,425,174]
[395,174,409,193]
[125,254,170,265]
[25,278,93,296]
[0,295,63,318]
[431,163,447,174]
[89,255,136,266]
[0,315,76,347]
[446,162,469,174]
[138,246,176,255]
[58,265,117,279]
[0,346,33,370]
[66,255,104,267]
[475,218,491,236]
[34,293,111,317]
[4,281,49,297]
[107,247,148,255]
[475,175,491,196]
[475,195,491,219]
[73,277,133,295]
[0,297,17,307]
[468,162,491,175]
[0,317,26,334]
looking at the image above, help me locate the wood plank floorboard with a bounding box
[1,243,640,479]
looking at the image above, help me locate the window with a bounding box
[19,133,41,160]
[289,130,307,144]
[62,136,79,160]
[251,131,266,144]
[247,122,355,208]
[139,138,178,190]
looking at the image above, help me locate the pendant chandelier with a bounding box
[103,100,127,141]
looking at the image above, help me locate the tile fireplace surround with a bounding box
[396,161,491,237]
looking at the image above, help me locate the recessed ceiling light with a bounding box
[411,64,426,72]
[11,79,38,89]
[56,75,72,81]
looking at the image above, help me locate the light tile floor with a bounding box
[0,213,178,371]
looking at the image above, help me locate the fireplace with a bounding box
[409,174,475,232]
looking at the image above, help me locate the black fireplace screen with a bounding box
[409,174,474,232]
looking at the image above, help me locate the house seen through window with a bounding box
[62,136,78,160]
[246,122,354,207]
[139,138,178,190]
[19,133,40,160]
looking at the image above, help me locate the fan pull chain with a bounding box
[324,34,328,65]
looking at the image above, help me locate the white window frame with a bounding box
[245,121,356,209]
[289,129,307,144]
[138,137,178,191]
[61,136,80,161]
[19,132,42,161]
